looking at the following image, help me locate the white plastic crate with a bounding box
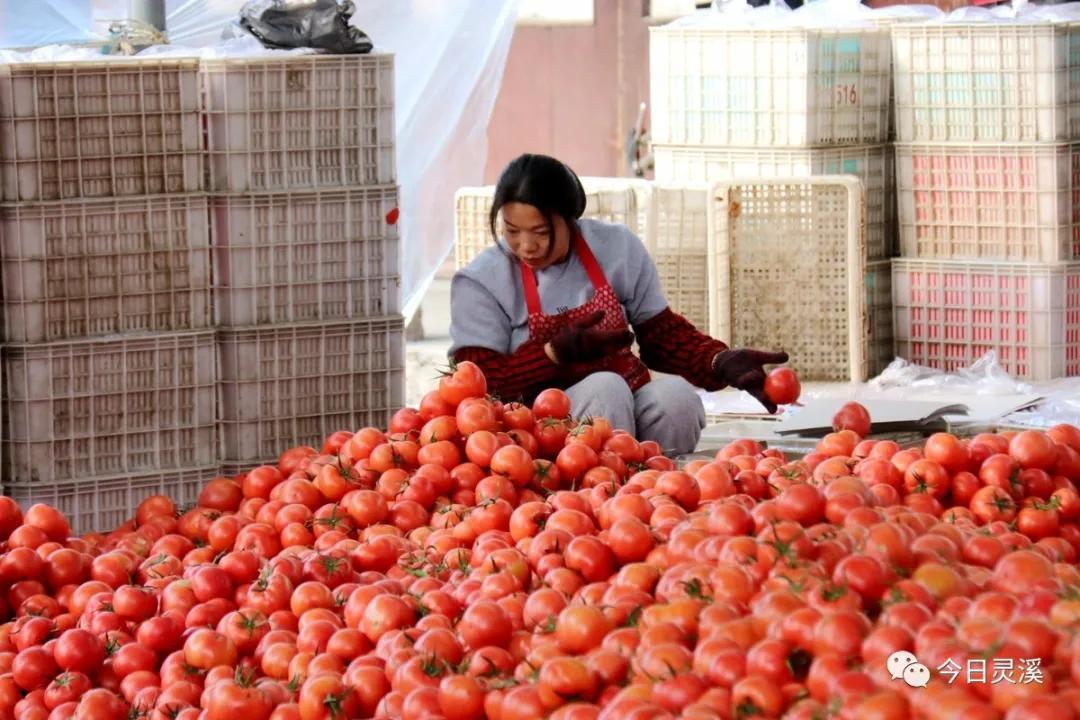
[212,186,400,326]
[218,317,405,462]
[201,54,396,192]
[654,143,895,260]
[893,259,1080,381]
[454,179,643,269]
[892,24,1080,143]
[707,177,870,382]
[4,466,220,535]
[0,59,203,201]
[220,461,265,479]
[649,25,891,147]
[867,259,895,378]
[641,184,710,331]
[896,142,1077,262]
[0,195,212,342]
[2,331,218,484]
[864,12,937,142]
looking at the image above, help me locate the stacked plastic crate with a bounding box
[202,55,404,472]
[0,58,217,532]
[891,22,1080,380]
[648,20,897,375]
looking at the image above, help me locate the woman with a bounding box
[449,154,787,455]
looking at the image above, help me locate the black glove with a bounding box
[548,310,635,365]
[712,348,790,414]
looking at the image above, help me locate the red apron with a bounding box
[519,233,651,392]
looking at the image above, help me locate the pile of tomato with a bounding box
[2,361,1080,720]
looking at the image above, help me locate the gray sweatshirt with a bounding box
[449,218,670,356]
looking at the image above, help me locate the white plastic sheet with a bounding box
[686,0,882,29]
[676,0,792,27]
[869,353,1035,397]
[939,0,1079,22]
[1,0,97,47]
[865,5,945,21]
[868,352,1080,429]
[352,0,519,320]
[785,0,875,27]
[2,0,520,321]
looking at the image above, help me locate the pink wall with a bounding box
[484,0,653,183]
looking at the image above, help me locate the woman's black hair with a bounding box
[489,154,587,256]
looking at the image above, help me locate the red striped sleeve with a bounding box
[452,341,562,404]
[633,308,729,391]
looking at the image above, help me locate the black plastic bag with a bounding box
[239,0,373,54]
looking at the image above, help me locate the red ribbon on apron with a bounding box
[519,233,651,393]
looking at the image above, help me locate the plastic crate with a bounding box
[0,195,212,342]
[864,12,938,142]
[891,24,1080,143]
[218,317,405,462]
[653,143,895,260]
[649,25,891,147]
[896,142,1077,262]
[212,186,400,326]
[707,177,870,382]
[892,259,1080,381]
[220,461,268,480]
[201,54,396,193]
[0,58,203,202]
[3,466,220,535]
[641,184,710,332]
[454,179,643,269]
[2,331,218,485]
[867,259,895,378]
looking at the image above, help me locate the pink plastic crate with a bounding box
[892,259,1080,380]
[896,143,1077,262]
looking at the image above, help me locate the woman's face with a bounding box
[501,202,571,270]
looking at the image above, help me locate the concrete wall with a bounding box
[483,0,653,183]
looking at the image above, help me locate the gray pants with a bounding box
[565,372,706,456]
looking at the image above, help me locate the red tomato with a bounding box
[44,672,93,710]
[198,478,244,512]
[183,629,237,670]
[832,402,872,438]
[0,496,24,541]
[53,630,104,675]
[112,586,157,622]
[298,674,360,720]
[456,399,499,436]
[438,362,487,408]
[457,600,512,651]
[1010,430,1059,471]
[533,389,572,420]
[205,674,273,720]
[74,689,128,720]
[764,367,801,406]
[23,505,71,543]
[13,647,59,691]
[923,433,970,474]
